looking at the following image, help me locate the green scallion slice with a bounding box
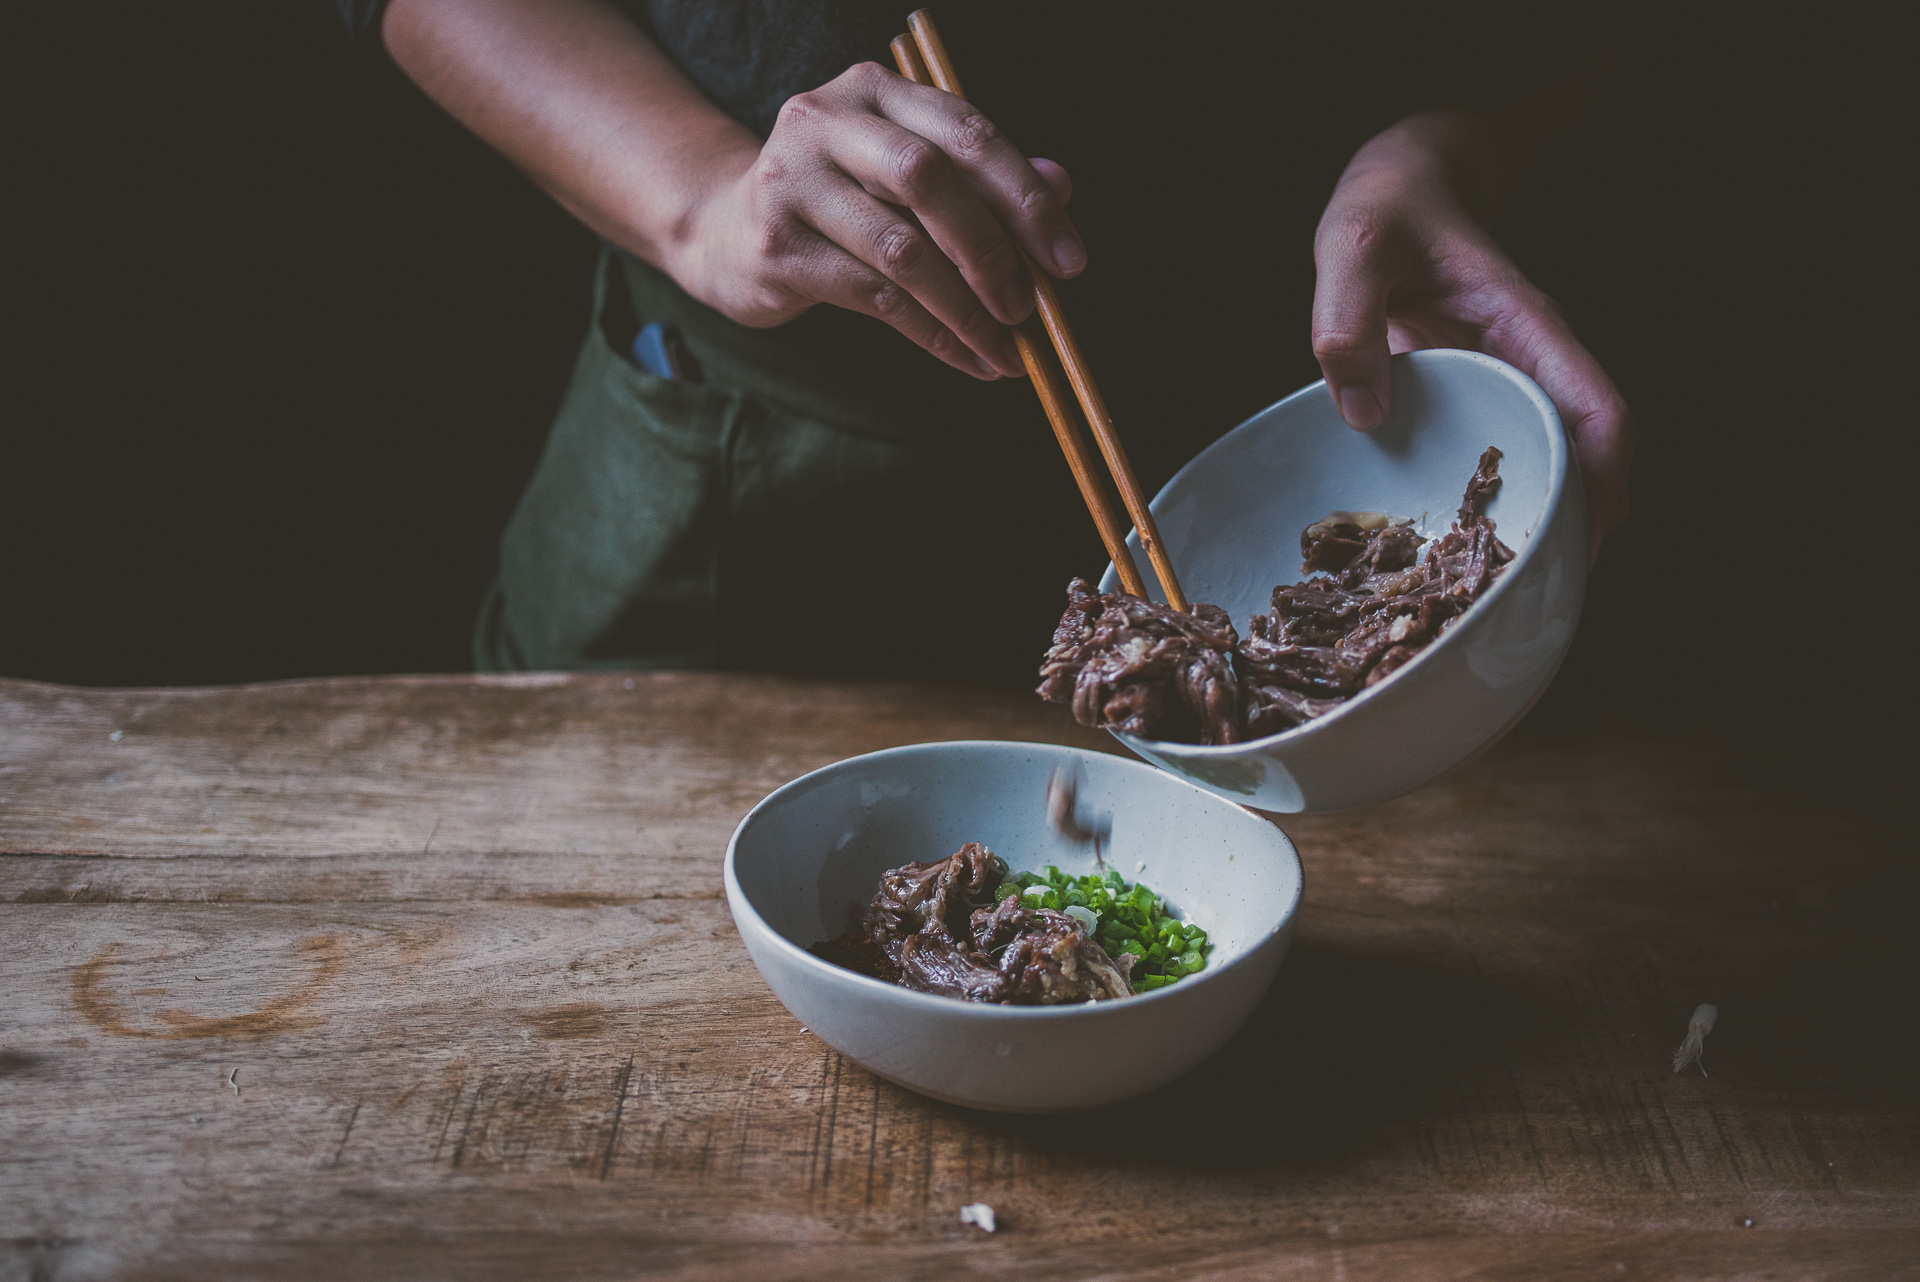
[999,859,1211,994]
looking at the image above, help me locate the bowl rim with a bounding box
[723,739,1304,1021]
[1107,347,1569,758]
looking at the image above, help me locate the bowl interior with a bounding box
[1106,349,1561,626]
[730,742,1300,981]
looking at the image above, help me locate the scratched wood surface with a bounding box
[1,673,1916,1281]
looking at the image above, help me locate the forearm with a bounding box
[385,0,1080,377]
[382,0,757,283]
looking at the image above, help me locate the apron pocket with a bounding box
[481,250,743,670]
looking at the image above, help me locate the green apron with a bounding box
[475,248,1098,680]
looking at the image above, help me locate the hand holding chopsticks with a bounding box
[894,11,1188,612]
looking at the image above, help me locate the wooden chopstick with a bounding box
[888,33,1149,600]
[888,32,932,87]
[903,9,1189,613]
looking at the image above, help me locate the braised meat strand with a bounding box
[812,843,1134,1004]
[1035,583,1247,746]
[1037,448,1515,743]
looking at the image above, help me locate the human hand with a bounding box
[674,62,1084,380]
[1311,115,1635,558]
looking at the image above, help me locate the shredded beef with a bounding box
[1037,447,1515,743]
[811,842,1135,1004]
[1035,581,1246,745]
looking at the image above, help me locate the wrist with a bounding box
[610,127,760,294]
[1340,109,1508,222]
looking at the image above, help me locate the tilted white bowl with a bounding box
[1101,348,1587,812]
[725,740,1302,1113]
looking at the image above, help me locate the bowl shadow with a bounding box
[982,940,1539,1166]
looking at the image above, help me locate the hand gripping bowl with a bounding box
[1103,349,1588,812]
[725,741,1302,1113]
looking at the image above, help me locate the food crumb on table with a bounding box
[958,1203,996,1233]
[1672,1002,1718,1075]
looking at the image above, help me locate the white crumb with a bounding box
[108,730,124,742]
[1672,1003,1718,1075]
[958,1203,996,1233]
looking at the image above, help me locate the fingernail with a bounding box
[967,354,1002,380]
[1052,233,1086,277]
[1338,386,1384,431]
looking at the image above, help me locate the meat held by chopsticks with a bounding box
[1036,584,1247,747]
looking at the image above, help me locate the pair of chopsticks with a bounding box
[892,10,1188,612]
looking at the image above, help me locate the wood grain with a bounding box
[2,673,1915,1280]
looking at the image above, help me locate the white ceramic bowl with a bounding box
[725,740,1302,1112]
[1101,348,1587,812]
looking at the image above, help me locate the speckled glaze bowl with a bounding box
[725,740,1302,1113]
[1100,349,1587,812]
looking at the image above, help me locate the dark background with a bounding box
[3,5,1907,794]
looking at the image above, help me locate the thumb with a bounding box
[1312,213,1396,432]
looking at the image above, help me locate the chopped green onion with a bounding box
[999,859,1211,994]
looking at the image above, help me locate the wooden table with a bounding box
[2,673,1914,1279]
